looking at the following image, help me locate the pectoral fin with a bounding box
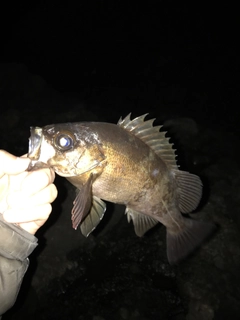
[71,174,93,230]
[80,196,106,237]
[125,207,159,237]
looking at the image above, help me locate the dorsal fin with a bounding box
[118,113,178,170]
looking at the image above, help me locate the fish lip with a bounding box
[27,160,50,171]
[28,127,43,161]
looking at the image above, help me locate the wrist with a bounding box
[0,214,38,261]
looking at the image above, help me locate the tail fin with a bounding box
[167,218,216,265]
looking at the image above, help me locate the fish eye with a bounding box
[54,132,75,151]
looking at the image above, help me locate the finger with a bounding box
[0,174,9,203]
[0,150,31,177]
[3,203,53,225]
[6,184,58,210]
[21,168,56,196]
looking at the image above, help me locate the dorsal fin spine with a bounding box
[118,113,178,170]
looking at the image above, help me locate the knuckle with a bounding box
[49,184,58,202]
[40,169,53,186]
[46,168,55,183]
[44,203,52,218]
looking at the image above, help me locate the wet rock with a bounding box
[119,307,129,319]
[186,300,214,320]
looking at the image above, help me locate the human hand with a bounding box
[0,150,57,235]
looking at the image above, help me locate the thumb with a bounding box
[0,150,31,177]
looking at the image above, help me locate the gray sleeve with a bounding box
[0,214,38,315]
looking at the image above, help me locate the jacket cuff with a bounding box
[0,214,38,261]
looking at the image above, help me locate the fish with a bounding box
[27,113,216,264]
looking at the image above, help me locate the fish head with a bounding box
[28,123,106,177]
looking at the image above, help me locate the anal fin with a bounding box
[125,207,159,237]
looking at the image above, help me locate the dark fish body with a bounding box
[28,114,215,264]
[67,122,174,215]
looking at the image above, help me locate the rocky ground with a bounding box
[0,53,240,320]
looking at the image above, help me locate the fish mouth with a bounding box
[28,127,43,159]
[27,127,49,171]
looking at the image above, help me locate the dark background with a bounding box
[1,3,239,127]
[1,2,240,320]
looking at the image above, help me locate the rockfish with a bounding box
[28,114,215,264]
